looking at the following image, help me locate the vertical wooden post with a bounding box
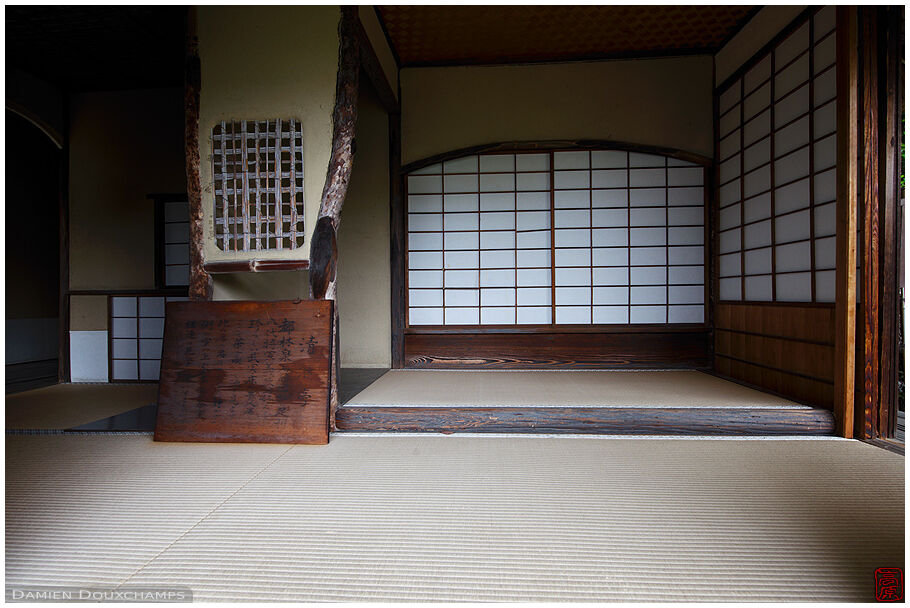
[834,6,859,438]
[389,111,405,368]
[58,106,70,383]
[185,7,213,301]
[877,6,902,438]
[309,7,360,422]
[858,8,881,439]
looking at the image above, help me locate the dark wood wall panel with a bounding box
[404,330,710,369]
[715,302,836,344]
[715,331,834,381]
[715,355,835,407]
[714,303,835,407]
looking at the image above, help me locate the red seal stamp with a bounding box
[875,568,903,601]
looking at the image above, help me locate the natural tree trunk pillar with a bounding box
[185,7,213,301]
[310,7,360,423]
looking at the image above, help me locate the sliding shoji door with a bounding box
[716,6,837,303]
[713,6,839,407]
[405,148,707,329]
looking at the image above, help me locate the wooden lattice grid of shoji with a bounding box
[405,149,708,327]
[715,6,837,303]
[109,295,189,382]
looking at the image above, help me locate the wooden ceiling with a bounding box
[376,5,758,67]
[5,6,759,90]
[5,6,186,92]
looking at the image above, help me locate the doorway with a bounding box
[5,110,62,392]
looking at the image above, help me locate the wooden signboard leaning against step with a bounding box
[154,300,333,444]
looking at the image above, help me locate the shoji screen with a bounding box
[405,149,707,327]
[110,295,189,381]
[716,6,837,303]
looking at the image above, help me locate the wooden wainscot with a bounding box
[154,300,333,444]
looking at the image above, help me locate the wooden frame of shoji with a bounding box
[715,6,838,304]
[404,147,709,328]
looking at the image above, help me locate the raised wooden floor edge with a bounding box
[334,406,836,436]
[864,438,905,456]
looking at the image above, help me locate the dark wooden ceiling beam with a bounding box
[354,15,399,114]
[393,47,718,70]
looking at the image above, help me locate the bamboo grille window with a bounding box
[405,149,707,326]
[212,119,304,252]
[715,6,837,303]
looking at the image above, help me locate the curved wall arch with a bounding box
[6,68,65,149]
[402,139,712,176]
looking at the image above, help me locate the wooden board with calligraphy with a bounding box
[154,300,333,444]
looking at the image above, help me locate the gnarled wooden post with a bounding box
[310,7,360,422]
[185,7,213,301]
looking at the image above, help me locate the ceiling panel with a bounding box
[377,6,758,67]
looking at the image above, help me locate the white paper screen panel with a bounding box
[406,149,706,326]
[110,295,189,381]
[716,6,837,303]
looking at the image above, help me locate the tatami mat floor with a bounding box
[6,434,904,601]
[5,369,383,432]
[6,370,807,434]
[344,370,805,408]
[5,383,158,430]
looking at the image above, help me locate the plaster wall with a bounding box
[68,87,185,291]
[212,81,393,369]
[401,56,714,165]
[335,80,391,367]
[197,5,340,264]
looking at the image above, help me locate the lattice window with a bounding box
[405,149,707,326]
[212,119,304,252]
[715,6,836,303]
